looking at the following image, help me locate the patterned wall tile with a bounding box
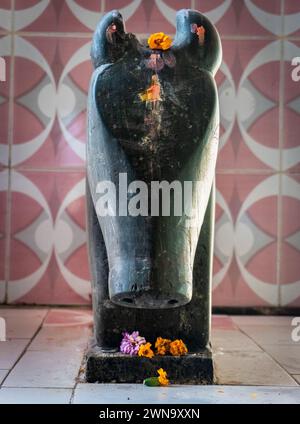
[12,35,92,168]
[8,170,90,304]
[114,0,192,35]
[194,0,236,36]
[213,173,279,306]
[0,0,12,32]
[0,168,8,302]
[279,174,300,307]
[283,40,300,173]
[284,0,300,37]
[195,0,282,37]
[0,1,299,307]
[14,0,102,33]
[217,39,281,171]
[0,35,11,166]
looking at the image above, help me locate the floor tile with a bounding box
[213,351,298,386]
[236,324,296,346]
[262,345,300,374]
[3,350,83,388]
[212,315,238,330]
[0,388,72,404]
[212,329,262,352]
[0,308,48,339]
[232,316,292,327]
[0,339,28,369]
[73,384,300,404]
[28,325,91,352]
[292,375,300,384]
[0,370,8,385]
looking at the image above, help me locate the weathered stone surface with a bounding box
[86,339,214,384]
[85,8,221,382]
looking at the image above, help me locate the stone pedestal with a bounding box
[86,339,213,384]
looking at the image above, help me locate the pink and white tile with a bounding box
[104,0,191,35]
[283,41,300,173]
[279,174,300,307]
[0,169,8,303]
[0,0,12,32]
[8,170,91,304]
[195,0,282,37]
[14,0,100,33]
[213,174,279,307]
[284,0,300,37]
[217,39,280,171]
[12,36,92,168]
[194,0,236,36]
[0,35,11,167]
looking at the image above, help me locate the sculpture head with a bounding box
[91,9,221,74]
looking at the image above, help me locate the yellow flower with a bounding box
[157,368,169,386]
[148,32,172,50]
[169,339,188,356]
[155,336,171,356]
[138,342,155,358]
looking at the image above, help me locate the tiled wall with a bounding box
[0,0,299,307]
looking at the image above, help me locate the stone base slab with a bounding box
[85,339,214,384]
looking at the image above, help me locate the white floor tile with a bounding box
[263,345,300,374]
[28,326,90,352]
[73,383,300,404]
[236,324,296,346]
[0,387,72,404]
[3,350,82,388]
[0,370,8,385]
[0,339,28,369]
[232,316,292,327]
[0,308,48,339]
[212,329,262,352]
[214,350,298,386]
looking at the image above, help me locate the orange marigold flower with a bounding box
[155,337,171,356]
[148,32,172,50]
[138,342,155,358]
[169,339,188,356]
[157,368,169,386]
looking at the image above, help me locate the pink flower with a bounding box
[120,331,146,355]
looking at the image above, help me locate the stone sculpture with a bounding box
[86,8,222,383]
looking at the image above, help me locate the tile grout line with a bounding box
[235,324,299,385]
[0,308,50,387]
[69,334,92,404]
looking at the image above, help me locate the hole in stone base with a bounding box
[168,299,178,305]
[122,298,134,304]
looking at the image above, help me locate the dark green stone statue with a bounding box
[86,8,222,383]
